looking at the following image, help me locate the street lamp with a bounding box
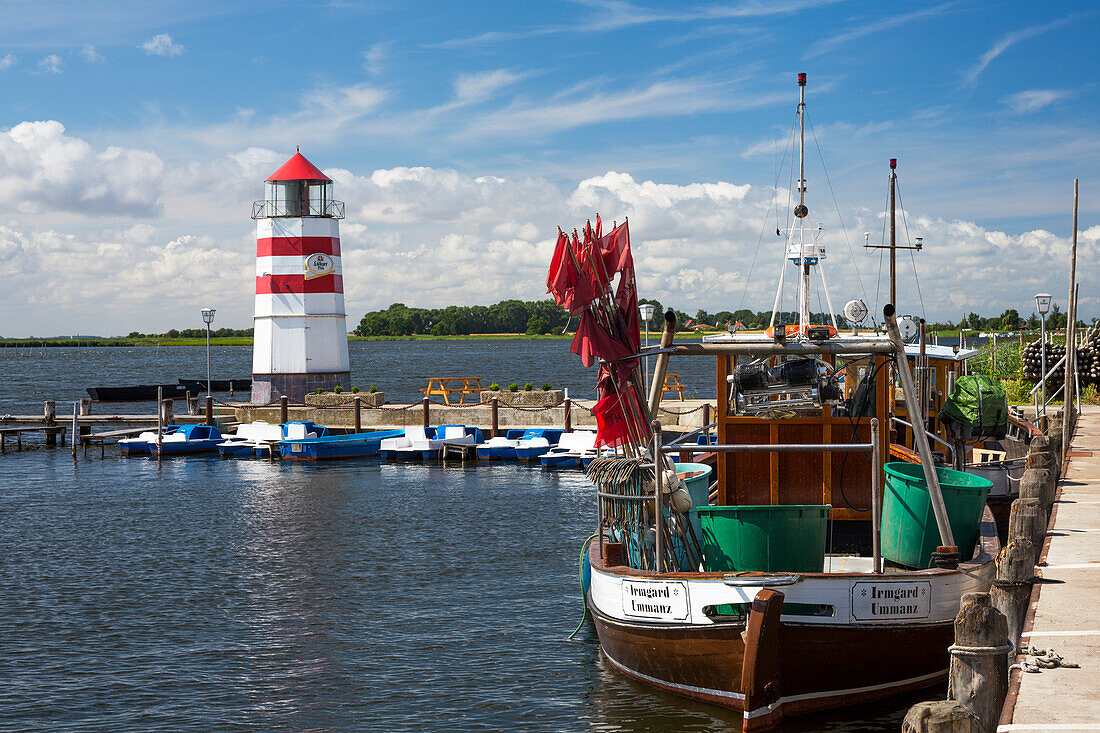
[201,307,216,399]
[639,303,656,388]
[1035,293,1052,416]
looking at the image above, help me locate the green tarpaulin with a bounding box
[940,375,1008,430]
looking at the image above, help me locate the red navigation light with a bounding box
[798,72,807,86]
[890,158,897,169]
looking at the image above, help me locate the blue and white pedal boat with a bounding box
[280,426,404,461]
[149,425,224,456]
[119,425,181,456]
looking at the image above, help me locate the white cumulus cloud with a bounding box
[0,121,164,217]
[0,54,16,70]
[141,33,185,57]
[37,54,62,74]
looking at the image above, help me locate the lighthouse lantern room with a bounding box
[250,151,351,404]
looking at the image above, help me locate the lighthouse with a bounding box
[250,151,351,404]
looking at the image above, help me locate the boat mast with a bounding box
[889,158,896,307]
[795,72,810,333]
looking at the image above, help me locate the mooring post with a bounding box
[948,592,1009,733]
[205,396,213,427]
[156,386,163,444]
[1047,412,1064,467]
[1019,465,1054,512]
[354,395,362,433]
[490,397,499,438]
[901,701,980,732]
[280,395,289,425]
[702,402,711,433]
[161,398,174,427]
[44,400,56,447]
[563,398,572,432]
[422,397,430,429]
[740,588,785,732]
[1008,498,1047,558]
[71,402,78,460]
[991,537,1036,652]
[79,397,92,416]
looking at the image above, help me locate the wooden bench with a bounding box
[420,377,484,405]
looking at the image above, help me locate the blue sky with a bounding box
[0,0,1096,335]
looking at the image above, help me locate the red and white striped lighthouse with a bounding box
[250,150,351,404]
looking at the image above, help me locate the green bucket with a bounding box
[697,505,831,573]
[881,462,992,569]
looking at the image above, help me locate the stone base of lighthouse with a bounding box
[252,371,351,405]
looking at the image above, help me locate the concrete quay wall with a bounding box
[231,399,714,432]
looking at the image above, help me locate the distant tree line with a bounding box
[927,306,1085,333]
[126,328,255,339]
[355,301,572,336]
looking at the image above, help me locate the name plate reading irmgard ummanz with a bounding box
[622,580,689,621]
[851,581,931,621]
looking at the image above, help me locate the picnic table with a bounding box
[660,373,687,401]
[421,377,484,405]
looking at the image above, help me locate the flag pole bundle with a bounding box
[546,215,651,455]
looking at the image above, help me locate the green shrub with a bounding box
[542,383,552,391]
[489,383,500,391]
[334,385,344,393]
[524,382,534,391]
[316,387,324,395]
[508,383,519,392]
[351,386,360,393]
[1001,377,1034,405]
[369,385,379,393]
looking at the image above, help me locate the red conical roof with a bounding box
[266,151,332,182]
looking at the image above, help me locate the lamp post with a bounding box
[201,307,216,399]
[1034,293,1052,415]
[639,303,656,389]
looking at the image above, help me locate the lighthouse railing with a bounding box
[251,199,345,220]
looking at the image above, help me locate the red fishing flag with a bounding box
[593,390,643,448]
[599,220,632,275]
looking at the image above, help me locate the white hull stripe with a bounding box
[1003,721,1100,726]
[601,646,944,712]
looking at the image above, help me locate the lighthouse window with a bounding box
[308,182,331,216]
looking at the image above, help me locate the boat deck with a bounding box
[1000,405,1100,732]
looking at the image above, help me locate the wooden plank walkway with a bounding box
[999,405,1100,732]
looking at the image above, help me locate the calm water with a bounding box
[0,345,928,731]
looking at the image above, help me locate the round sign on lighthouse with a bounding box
[250,151,351,404]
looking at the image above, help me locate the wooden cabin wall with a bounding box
[715,354,888,521]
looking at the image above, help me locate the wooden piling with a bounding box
[280,395,289,424]
[1008,498,1047,557]
[902,701,981,732]
[161,398,174,427]
[490,397,499,438]
[354,395,362,433]
[205,396,213,426]
[421,397,430,429]
[44,400,56,447]
[991,538,1035,652]
[702,402,711,430]
[740,588,784,732]
[71,402,78,459]
[79,397,92,416]
[948,592,1010,733]
[563,398,572,432]
[1018,466,1053,510]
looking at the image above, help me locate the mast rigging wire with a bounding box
[740,119,797,312]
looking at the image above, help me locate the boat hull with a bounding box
[589,600,951,716]
[150,439,222,455]
[280,429,405,460]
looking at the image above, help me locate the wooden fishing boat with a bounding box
[562,74,999,730]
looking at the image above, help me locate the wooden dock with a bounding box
[998,405,1100,732]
